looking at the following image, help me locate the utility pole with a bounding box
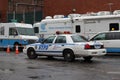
[12,0,16,20]
[33,0,37,23]
[107,3,113,14]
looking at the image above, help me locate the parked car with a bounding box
[23,34,106,62]
[90,31,120,53]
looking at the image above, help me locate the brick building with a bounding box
[44,0,120,17]
[1,0,120,23]
[0,0,8,22]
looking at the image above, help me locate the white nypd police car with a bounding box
[23,34,106,61]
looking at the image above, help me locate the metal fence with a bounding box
[7,11,42,24]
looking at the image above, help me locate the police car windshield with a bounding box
[16,27,35,36]
[71,35,88,42]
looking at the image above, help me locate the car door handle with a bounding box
[61,44,64,46]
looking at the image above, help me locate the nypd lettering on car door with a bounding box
[39,44,49,50]
[34,44,49,51]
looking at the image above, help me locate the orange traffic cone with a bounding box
[15,45,19,54]
[6,45,10,53]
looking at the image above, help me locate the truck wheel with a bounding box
[63,50,75,62]
[27,48,37,59]
[83,56,92,61]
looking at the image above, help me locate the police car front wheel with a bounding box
[27,48,37,59]
[63,50,75,62]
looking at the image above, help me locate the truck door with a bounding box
[0,27,5,47]
[9,28,18,36]
[9,28,18,45]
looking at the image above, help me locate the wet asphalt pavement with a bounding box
[0,51,120,80]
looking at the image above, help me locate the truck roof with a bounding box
[0,23,33,28]
[35,14,120,24]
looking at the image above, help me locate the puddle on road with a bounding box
[28,75,52,79]
[0,68,14,73]
[29,76,39,79]
[27,66,40,69]
[27,66,47,70]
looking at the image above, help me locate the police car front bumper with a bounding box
[23,48,27,54]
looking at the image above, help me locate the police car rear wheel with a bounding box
[63,50,75,62]
[27,48,37,59]
[47,56,54,59]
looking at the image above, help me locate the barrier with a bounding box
[6,45,10,53]
[5,45,22,54]
[15,45,19,54]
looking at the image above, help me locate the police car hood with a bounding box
[29,43,42,46]
[20,35,39,40]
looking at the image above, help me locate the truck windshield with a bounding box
[16,27,35,36]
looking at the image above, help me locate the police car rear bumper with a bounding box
[85,49,106,56]
[76,49,106,57]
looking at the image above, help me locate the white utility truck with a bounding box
[33,10,120,39]
[0,23,38,50]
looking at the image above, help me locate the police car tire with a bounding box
[47,56,54,59]
[63,50,75,62]
[27,48,37,59]
[83,56,92,61]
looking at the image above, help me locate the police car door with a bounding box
[51,36,66,56]
[38,36,56,54]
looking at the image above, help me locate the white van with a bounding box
[90,31,120,53]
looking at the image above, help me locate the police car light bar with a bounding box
[56,31,71,34]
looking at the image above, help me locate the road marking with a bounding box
[107,71,120,74]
